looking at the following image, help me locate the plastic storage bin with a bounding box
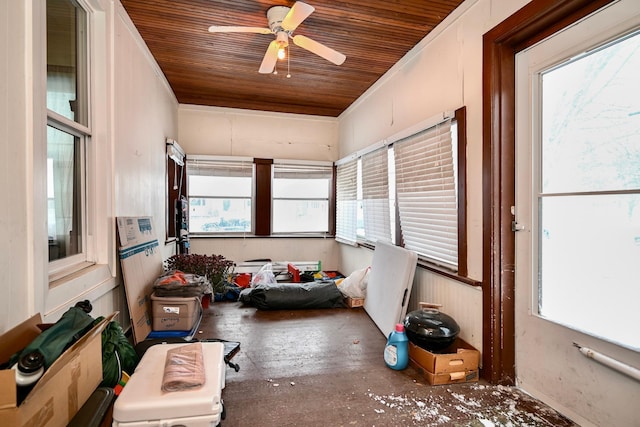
[112,342,226,426]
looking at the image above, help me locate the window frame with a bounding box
[186,155,255,236]
[185,156,335,237]
[46,0,94,280]
[271,159,334,235]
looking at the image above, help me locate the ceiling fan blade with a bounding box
[281,1,315,32]
[259,41,280,74]
[292,35,346,65]
[208,26,271,34]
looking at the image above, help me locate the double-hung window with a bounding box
[187,156,254,234]
[47,0,90,273]
[272,160,333,234]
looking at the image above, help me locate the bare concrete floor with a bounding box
[197,302,577,427]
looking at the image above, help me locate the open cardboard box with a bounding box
[0,312,114,427]
[409,337,480,385]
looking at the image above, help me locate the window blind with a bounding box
[361,148,391,243]
[273,162,333,179]
[394,119,457,268]
[335,159,358,245]
[187,157,254,178]
[186,157,254,197]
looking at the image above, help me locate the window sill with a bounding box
[49,261,97,285]
[46,263,117,320]
[416,260,482,287]
[340,240,482,287]
[190,233,334,239]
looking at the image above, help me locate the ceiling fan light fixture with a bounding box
[275,31,288,60]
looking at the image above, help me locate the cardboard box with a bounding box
[417,368,480,385]
[346,297,365,308]
[0,313,113,427]
[117,217,164,344]
[409,337,480,386]
[151,293,200,331]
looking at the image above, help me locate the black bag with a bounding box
[239,281,344,310]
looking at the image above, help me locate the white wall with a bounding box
[178,105,340,266]
[179,105,339,161]
[0,0,35,331]
[114,4,178,224]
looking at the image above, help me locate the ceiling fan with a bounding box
[208,1,346,74]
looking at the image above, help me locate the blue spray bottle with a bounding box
[384,323,409,370]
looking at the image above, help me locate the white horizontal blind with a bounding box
[186,157,254,198]
[361,148,391,243]
[187,157,254,178]
[335,159,358,245]
[394,119,457,268]
[273,162,333,179]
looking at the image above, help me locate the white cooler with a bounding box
[112,342,226,427]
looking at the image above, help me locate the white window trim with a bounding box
[37,0,116,319]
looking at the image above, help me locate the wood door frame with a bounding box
[481,0,614,384]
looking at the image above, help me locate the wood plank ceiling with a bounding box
[121,0,465,117]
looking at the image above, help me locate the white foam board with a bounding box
[364,241,418,338]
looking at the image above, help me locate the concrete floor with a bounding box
[198,301,577,427]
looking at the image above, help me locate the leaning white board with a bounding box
[364,241,418,338]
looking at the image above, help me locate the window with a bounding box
[187,156,253,234]
[360,148,392,244]
[394,118,458,269]
[335,108,467,275]
[335,159,358,244]
[272,160,332,234]
[536,30,640,349]
[47,0,90,271]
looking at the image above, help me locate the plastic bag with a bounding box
[161,342,205,392]
[153,270,210,298]
[251,263,277,288]
[337,267,370,298]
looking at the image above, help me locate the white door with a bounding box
[514,1,640,426]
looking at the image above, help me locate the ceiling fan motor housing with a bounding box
[267,6,291,33]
